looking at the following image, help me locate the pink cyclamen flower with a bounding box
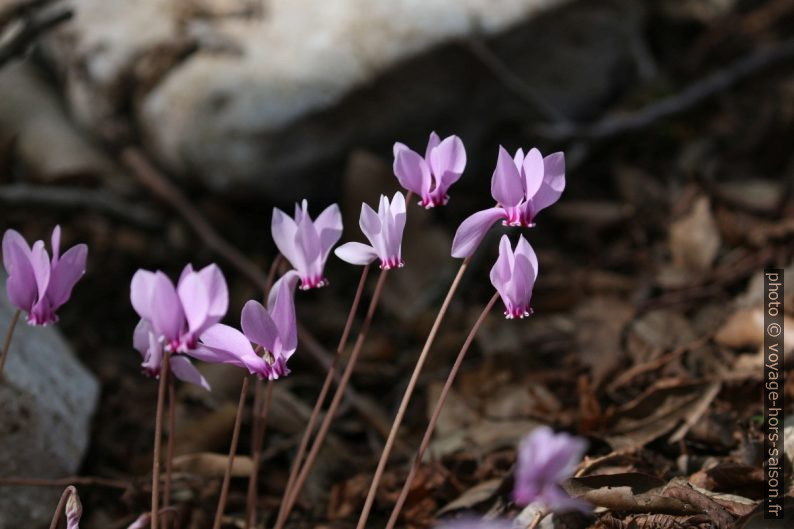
[393,131,466,208]
[272,200,343,290]
[451,147,565,258]
[241,271,299,380]
[514,426,589,513]
[490,235,538,319]
[2,226,87,325]
[131,264,269,385]
[334,192,406,270]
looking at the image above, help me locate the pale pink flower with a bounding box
[272,200,343,289]
[241,271,299,380]
[2,226,87,325]
[490,235,538,319]
[131,264,269,385]
[451,147,565,258]
[334,192,406,269]
[513,426,589,513]
[393,132,466,208]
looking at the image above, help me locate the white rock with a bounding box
[0,280,99,528]
[43,0,642,197]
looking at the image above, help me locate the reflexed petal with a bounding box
[522,148,545,199]
[335,242,378,265]
[130,269,157,321]
[47,243,87,309]
[429,134,466,186]
[50,225,61,263]
[296,215,322,268]
[314,203,344,261]
[196,323,266,375]
[133,319,153,355]
[170,356,211,390]
[393,146,430,196]
[450,207,504,258]
[197,264,228,320]
[387,192,407,258]
[241,299,278,351]
[490,146,524,207]
[266,270,300,310]
[489,235,512,292]
[269,275,298,354]
[513,147,525,169]
[3,230,37,311]
[151,272,183,341]
[424,131,441,160]
[272,208,307,274]
[532,152,566,213]
[178,272,210,335]
[515,235,538,281]
[359,202,386,258]
[29,240,51,302]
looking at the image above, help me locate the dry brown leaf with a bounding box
[604,380,719,450]
[436,478,502,515]
[574,297,635,388]
[171,452,253,477]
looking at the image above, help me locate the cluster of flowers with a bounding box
[2,131,587,527]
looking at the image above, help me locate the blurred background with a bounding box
[0,0,792,527]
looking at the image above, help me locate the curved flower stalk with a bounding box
[2,225,87,325]
[490,235,538,319]
[393,132,466,208]
[514,426,589,513]
[272,200,343,290]
[335,192,406,270]
[241,271,299,380]
[130,264,269,381]
[451,147,565,258]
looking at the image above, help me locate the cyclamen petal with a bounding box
[2,226,87,325]
[489,235,537,319]
[336,192,406,269]
[197,323,268,377]
[241,271,299,380]
[170,356,211,391]
[450,147,565,258]
[272,201,342,289]
[334,242,379,265]
[513,426,589,513]
[450,207,504,259]
[393,132,466,208]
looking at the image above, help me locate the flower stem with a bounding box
[212,374,250,529]
[273,264,370,527]
[0,309,21,378]
[48,485,77,529]
[274,268,389,529]
[244,379,274,529]
[356,257,470,529]
[386,292,498,529]
[151,351,171,529]
[243,254,283,529]
[162,376,176,528]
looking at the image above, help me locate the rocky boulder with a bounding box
[41,0,644,199]
[0,281,99,528]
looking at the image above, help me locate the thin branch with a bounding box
[536,38,794,141]
[121,147,268,289]
[466,37,570,123]
[0,184,162,229]
[0,476,129,489]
